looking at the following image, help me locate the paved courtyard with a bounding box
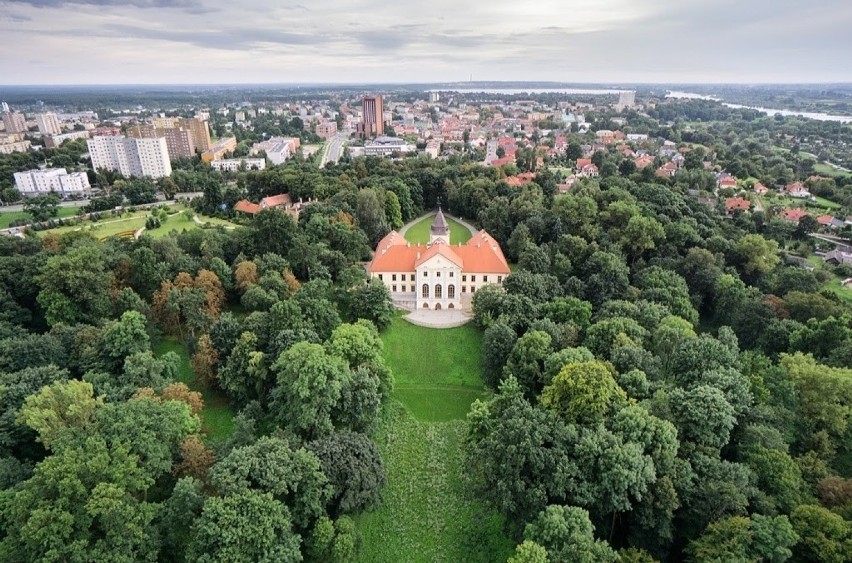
[404,308,472,329]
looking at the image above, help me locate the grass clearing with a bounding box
[36,211,148,238]
[404,214,473,245]
[356,315,512,562]
[153,337,235,443]
[355,404,513,563]
[381,314,483,389]
[0,206,80,228]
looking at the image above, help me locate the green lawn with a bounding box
[813,162,852,179]
[0,206,80,228]
[356,405,513,563]
[37,211,148,238]
[356,315,512,562]
[153,338,235,443]
[404,214,474,245]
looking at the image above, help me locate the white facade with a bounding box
[14,168,91,198]
[252,137,297,165]
[88,136,172,179]
[0,140,31,154]
[2,112,27,134]
[364,136,416,157]
[210,158,267,172]
[35,113,62,135]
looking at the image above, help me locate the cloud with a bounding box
[6,0,199,7]
[0,0,851,84]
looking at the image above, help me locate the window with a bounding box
[449,272,454,278]
[392,274,397,281]
[422,284,429,298]
[483,275,488,282]
[435,284,442,298]
[498,276,503,283]
[471,287,476,294]
[392,285,397,292]
[471,275,476,282]
[462,275,467,282]
[378,274,383,281]
[423,271,428,277]
[401,274,406,281]
[448,285,455,299]
[436,271,441,277]
[462,286,467,293]
[410,285,415,292]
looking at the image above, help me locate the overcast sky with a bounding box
[1,0,851,85]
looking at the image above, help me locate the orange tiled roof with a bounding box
[725,197,750,211]
[368,230,510,274]
[576,158,592,169]
[781,208,808,222]
[261,194,292,207]
[817,215,834,225]
[234,200,261,214]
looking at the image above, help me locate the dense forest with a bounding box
[0,117,851,560]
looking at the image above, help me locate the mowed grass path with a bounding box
[153,338,235,443]
[403,214,474,245]
[356,315,513,562]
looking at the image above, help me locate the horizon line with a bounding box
[2,80,852,88]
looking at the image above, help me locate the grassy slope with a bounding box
[153,338,235,443]
[404,215,474,245]
[0,206,80,228]
[356,315,512,562]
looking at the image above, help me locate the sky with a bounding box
[1,0,852,85]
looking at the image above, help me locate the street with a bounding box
[319,131,349,167]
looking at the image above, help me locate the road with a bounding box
[319,132,348,168]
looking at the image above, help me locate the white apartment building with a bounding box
[35,113,62,136]
[2,112,27,134]
[14,168,91,198]
[88,136,172,179]
[210,158,266,172]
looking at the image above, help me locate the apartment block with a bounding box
[128,124,195,159]
[35,113,62,135]
[88,136,172,178]
[14,168,91,198]
[2,112,27,134]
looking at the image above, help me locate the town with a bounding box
[1,79,852,563]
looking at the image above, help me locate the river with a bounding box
[666,91,852,123]
[434,88,629,95]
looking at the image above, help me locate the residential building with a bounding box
[359,95,384,138]
[786,181,811,199]
[753,182,770,195]
[363,136,416,157]
[367,209,510,311]
[201,137,238,162]
[251,136,299,165]
[2,112,27,134]
[128,124,195,160]
[425,139,440,159]
[316,121,338,139]
[88,136,172,178]
[14,168,91,198]
[0,140,31,154]
[725,197,751,214]
[44,130,90,148]
[210,158,266,172]
[615,91,636,111]
[35,113,62,135]
[780,208,808,223]
[233,193,312,219]
[180,117,212,152]
[575,158,599,177]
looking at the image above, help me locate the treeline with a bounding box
[453,170,852,560]
[0,195,396,561]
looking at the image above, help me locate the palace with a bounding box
[367,209,511,310]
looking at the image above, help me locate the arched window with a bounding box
[448,284,455,299]
[435,284,442,299]
[422,284,430,298]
